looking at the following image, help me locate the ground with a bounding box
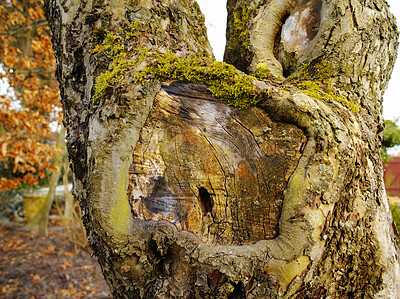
[0,219,111,298]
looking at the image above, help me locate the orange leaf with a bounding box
[28,7,38,19]
[14,156,24,164]
[31,273,41,282]
[31,40,42,52]
[2,238,26,251]
[40,245,56,255]
[14,243,27,251]
[61,260,73,270]
[62,251,76,257]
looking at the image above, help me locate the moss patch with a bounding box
[92,24,358,113]
[255,63,276,80]
[136,53,265,109]
[92,24,267,109]
[231,5,251,49]
[287,61,360,113]
[108,164,132,235]
[224,5,255,73]
[92,29,148,103]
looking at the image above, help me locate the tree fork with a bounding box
[45,0,399,297]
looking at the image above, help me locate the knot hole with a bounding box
[198,187,213,216]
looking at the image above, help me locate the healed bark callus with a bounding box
[225,0,323,79]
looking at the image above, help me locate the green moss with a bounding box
[287,61,360,113]
[294,80,359,113]
[92,21,266,109]
[255,63,276,80]
[296,80,323,99]
[287,61,333,82]
[136,53,264,109]
[92,27,151,103]
[92,30,130,102]
[93,58,134,102]
[224,5,255,73]
[314,61,333,81]
[92,23,357,113]
[231,6,251,49]
[108,164,132,235]
[120,21,143,41]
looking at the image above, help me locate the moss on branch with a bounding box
[287,61,360,113]
[136,53,265,109]
[92,23,359,113]
[92,26,267,109]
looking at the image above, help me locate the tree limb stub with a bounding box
[128,82,306,245]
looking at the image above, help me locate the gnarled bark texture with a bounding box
[45,0,399,297]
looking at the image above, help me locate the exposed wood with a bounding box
[129,82,306,245]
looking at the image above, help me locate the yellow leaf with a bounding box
[14,156,24,164]
[28,7,38,19]
[1,143,7,156]
[31,40,42,52]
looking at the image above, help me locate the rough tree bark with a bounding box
[44,0,399,297]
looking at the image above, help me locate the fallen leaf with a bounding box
[14,243,27,251]
[31,273,40,282]
[81,279,89,285]
[61,260,72,270]
[40,245,56,254]
[3,238,26,251]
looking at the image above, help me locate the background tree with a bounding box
[45,0,399,297]
[382,119,400,162]
[0,0,62,191]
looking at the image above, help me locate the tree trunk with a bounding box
[63,146,73,221]
[44,0,399,297]
[38,127,65,237]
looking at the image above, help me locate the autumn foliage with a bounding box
[0,0,61,191]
